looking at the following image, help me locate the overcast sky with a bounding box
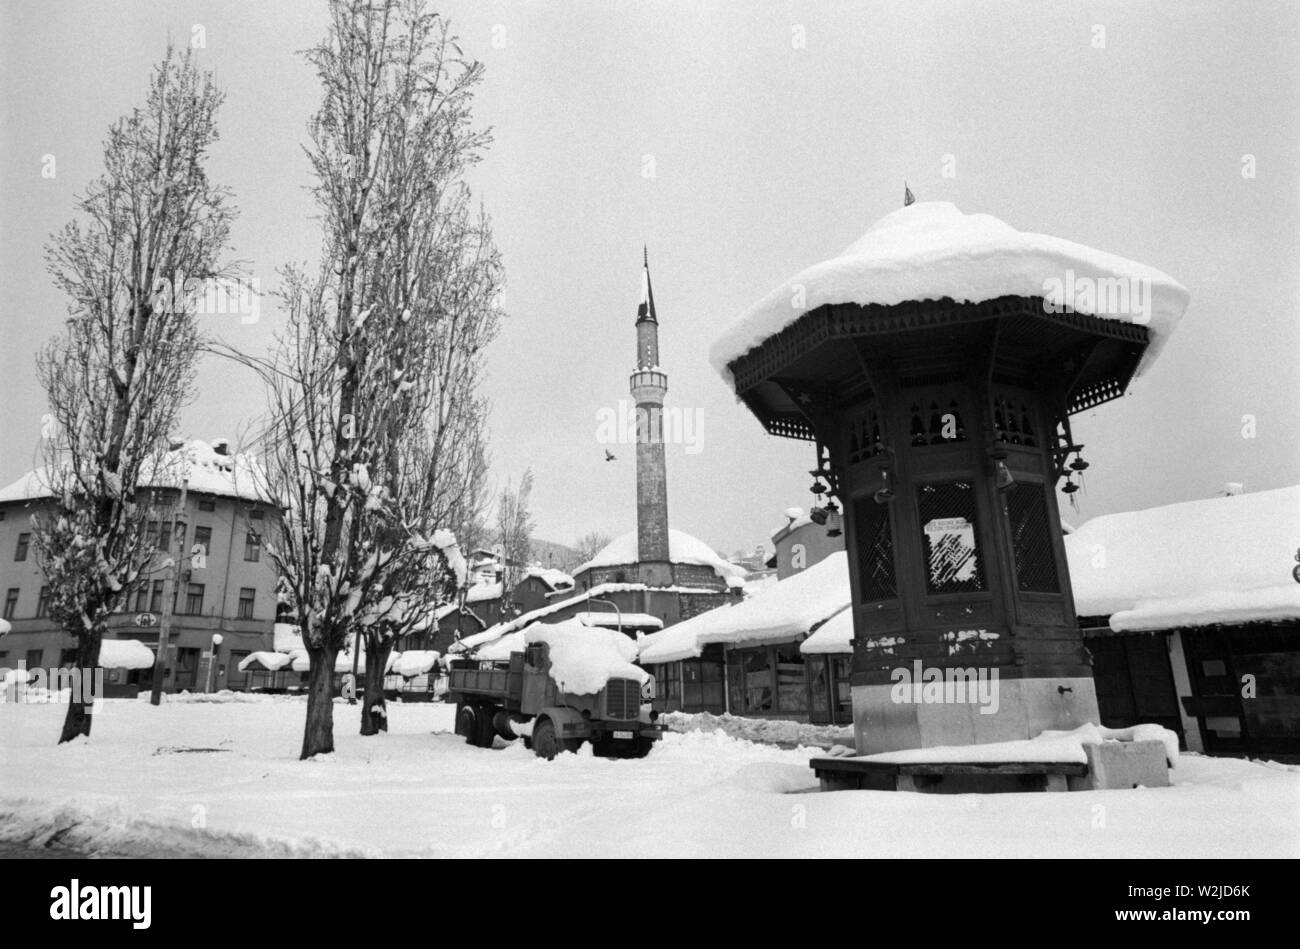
[2,0,1297,556]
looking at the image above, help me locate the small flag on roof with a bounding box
[904,182,916,206]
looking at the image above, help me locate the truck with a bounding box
[447,639,661,760]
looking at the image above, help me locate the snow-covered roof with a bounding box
[455,575,734,658]
[97,638,156,670]
[391,650,440,677]
[574,528,746,580]
[1066,486,1300,632]
[238,651,295,673]
[0,439,273,505]
[709,201,1190,387]
[522,567,574,591]
[465,581,503,603]
[800,605,855,655]
[575,611,664,630]
[638,552,850,664]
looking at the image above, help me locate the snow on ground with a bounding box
[1,695,1296,858]
[662,710,854,749]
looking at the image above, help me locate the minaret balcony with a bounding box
[629,369,668,403]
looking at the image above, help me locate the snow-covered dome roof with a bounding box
[710,201,1190,386]
[575,528,746,580]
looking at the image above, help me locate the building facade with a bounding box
[0,440,278,694]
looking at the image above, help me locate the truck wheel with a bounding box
[473,704,497,748]
[454,703,478,745]
[629,736,655,759]
[532,717,578,760]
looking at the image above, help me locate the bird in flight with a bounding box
[604,449,617,462]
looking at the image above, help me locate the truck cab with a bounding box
[447,639,661,760]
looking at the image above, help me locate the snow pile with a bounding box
[574,528,746,580]
[638,552,850,663]
[1066,485,1300,630]
[391,650,440,678]
[863,722,1181,768]
[709,201,1190,386]
[525,621,648,694]
[97,639,155,670]
[662,711,853,749]
[575,611,663,630]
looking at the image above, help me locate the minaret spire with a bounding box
[629,247,670,568]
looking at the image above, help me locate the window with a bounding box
[742,648,773,713]
[249,508,265,521]
[144,521,160,548]
[14,532,30,561]
[853,496,897,601]
[908,396,967,447]
[59,648,77,668]
[1006,483,1060,593]
[149,579,164,614]
[237,587,256,620]
[3,588,18,619]
[244,531,261,562]
[917,481,986,594]
[171,521,187,554]
[25,649,42,669]
[193,526,213,558]
[36,586,50,618]
[184,583,205,615]
[992,393,1039,447]
[656,663,681,702]
[197,499,215,512]
[774,645,806,714]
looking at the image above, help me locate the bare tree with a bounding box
[30,48,236,744]
[496,469,536,612]
[228,0,503,755]
[573,530,612,566]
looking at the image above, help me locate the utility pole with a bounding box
[150,469,189,706]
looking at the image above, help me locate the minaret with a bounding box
[630,248,671,567]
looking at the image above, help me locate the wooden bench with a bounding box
[810,755,1089,793]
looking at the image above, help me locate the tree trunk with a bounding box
[360,636,392,736]
[300,645,340,759]
[58,631,102,744]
